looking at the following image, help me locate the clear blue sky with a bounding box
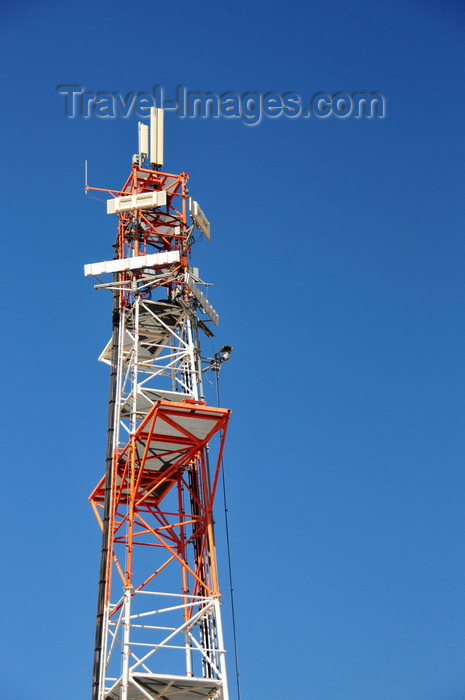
[2,1,465,699]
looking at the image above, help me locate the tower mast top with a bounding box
[84,114,232,700]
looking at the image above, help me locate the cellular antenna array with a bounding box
[84,112,232,700]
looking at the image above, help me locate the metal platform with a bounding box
[106,673,221,700]
[99,300,184,366]
[90,400,230,507]
[119,387,194,419]
[125,400,230,474]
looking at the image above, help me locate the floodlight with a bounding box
[209,345,233,372]
[218,345,233,361]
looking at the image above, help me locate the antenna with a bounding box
[150,107,164,168]
[138,122,149,161]
[190,199,211,241]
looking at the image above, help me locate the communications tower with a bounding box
[84,109,232,700]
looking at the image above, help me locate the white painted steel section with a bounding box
[185,315,199,400]
[84,250,180,276]
[99,602,111,700]
[214,597,230,700]
[104,300,198,436]
[121,587,132,700]
[101,590,229,697]
[130,293,140,434]
[185,632,193,677]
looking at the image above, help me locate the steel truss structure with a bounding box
[85,113,231,700]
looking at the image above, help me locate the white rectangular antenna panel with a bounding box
[185,273,219,326]
[107,190,167,214]
[150,107,164,167]
[156,108,164,165]
[190,199,211,241]
[138,122,149,157]
[84,250,180,277]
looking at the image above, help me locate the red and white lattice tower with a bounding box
[84,110,232,700]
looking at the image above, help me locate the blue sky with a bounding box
[2,1,465,699]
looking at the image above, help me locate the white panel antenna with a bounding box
[138,122,149,158]
[84,250,180,277]
[107,190,167,214]
[185,272,219,326]
[150,107,164,167]
[190,199,211,241]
